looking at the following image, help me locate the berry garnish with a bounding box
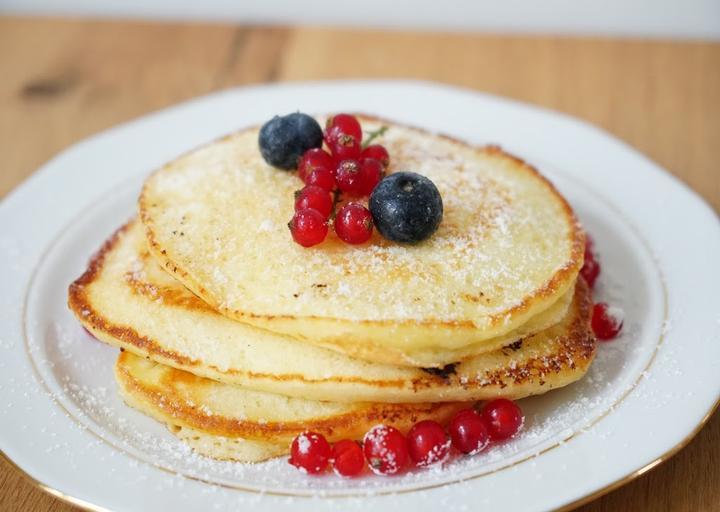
[304,166,336,191]
[325,114,362,146]
[335,159,362,194]
[334,203,374,244]
[332,439,365,477]
[591,302,624,340]
[580,235,600,288]
[361,144,390,169]
[407,420,451,467]
[356,158,384,195]
[298,148,334,182]
[259,113,323,170]
[369,172,443,243]
[335,157,382,195]
[586,233,595,252]
[363,425,409,475]
[329,134,362,160]
[448,408,489,455]
[288,209,328,247]
[295,185,333,218]
[289,431,332,474]
[480,399,524,442]
[325,114,363,160]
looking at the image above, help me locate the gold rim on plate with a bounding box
[5,164,718,509]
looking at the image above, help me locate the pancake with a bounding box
[118,369,286,463]
[69,221,596,404]
[139,116,585,366]
[115,351,466,462]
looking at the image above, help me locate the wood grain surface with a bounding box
[1,16,718,512]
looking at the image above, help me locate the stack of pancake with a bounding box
[68,116,595,463]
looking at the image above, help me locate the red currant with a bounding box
[580,235,600,288]
[361,144,390,169]
[356,158,384,195]
[586,233,596,252]
[335,159,362,194]
[448,408,489,455]
[591,302,624,340]
[363,425,409,475]
[480,399,524,442]
[304,166,336,191]
[294,185,333,218]
[325,114,362,146]
[298,148,334,182]
[336,158,382,196]
[289,431,332,474]
[407,420,450,467]
[288,209,328,247]
[329,135,361,160]
[334,203,373,245]
[332,439,365,477]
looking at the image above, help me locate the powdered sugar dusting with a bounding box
[35,240,663,500]
[606,305,625,328]
[11,112,689,509]
[296,433,311,455]
[418,438,451,467]
[142,121,580,325]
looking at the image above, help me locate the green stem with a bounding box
[362,126,388,149]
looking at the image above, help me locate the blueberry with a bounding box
[369,172,443,243]
[258,113,323,170]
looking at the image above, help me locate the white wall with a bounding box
[2,0,719,40]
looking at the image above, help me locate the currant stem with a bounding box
[362,126,388,149]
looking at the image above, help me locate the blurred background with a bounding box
[2,0,718,208]
[1,1,719,511]
[3,0,720,38]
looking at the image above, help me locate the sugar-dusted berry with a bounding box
[592,302,624,340]
[480,399,524,442]
[363,425,409,475]
[580,235,601,288]
[289,431,332,474]
[369,172,443,243]
[407,420,451,467]
[448,408,489,455]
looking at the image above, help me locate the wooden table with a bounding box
[1,16,718,512]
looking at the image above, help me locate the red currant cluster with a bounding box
[582,234,624,340]
[288,398,523,477]
[288,114,390,247]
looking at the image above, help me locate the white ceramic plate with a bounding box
[1,81,718,512]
